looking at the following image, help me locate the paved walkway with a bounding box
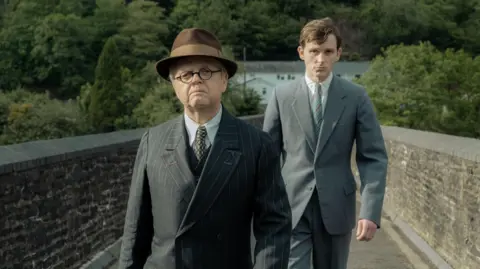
[347,221,414,269]
[108,202,424,269]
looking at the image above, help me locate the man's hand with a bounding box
[356,219,377,242]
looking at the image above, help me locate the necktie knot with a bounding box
[316,83,322,96]
[196,125,207,140]
[194,125,208,160]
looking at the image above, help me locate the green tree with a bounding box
[0,0,51,90]
[2,0,480,145]
[113,61,159,129]
[168,0,239,45]
[356,41,480,138]
[0,89,88,145]
[88,37,125,132]
[222,85,262,117]
[0,0,100,98]
[31,12,94,98]
[132,81,181,127]
[114,0,169,71]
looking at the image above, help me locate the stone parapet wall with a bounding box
[351,126,480,269]
[0,114,478,269]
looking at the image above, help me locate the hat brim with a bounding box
[155,55,238,81]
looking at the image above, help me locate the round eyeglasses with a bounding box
[174,68,222,83]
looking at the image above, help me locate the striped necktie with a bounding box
[311,84,323,137]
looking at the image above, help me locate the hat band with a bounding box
[170,44,223,58]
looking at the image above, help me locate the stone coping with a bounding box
[0,115,265,175]
[1,114,479,175]
[381,126,480,162]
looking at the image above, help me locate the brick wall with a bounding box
[1,114,478,269]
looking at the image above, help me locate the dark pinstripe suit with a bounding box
[118,108,292,269]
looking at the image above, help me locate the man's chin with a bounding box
[313,71,330,80]
[188,99,210,109]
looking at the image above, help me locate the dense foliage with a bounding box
[0,0,479,145]
[0,0,262,145]
[356,42,480,138]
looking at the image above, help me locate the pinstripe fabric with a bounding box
[118,107,292,269]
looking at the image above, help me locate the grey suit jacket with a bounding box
[263,75,388,235]
[118,108,292,269]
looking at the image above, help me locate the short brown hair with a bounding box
[299,17,342,49]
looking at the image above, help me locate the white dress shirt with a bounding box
[184,105,222,147]
[304,72,333,114]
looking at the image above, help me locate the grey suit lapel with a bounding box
[177,108,242,237]
[315,75,347,158]
[291,78,315,153]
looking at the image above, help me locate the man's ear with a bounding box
[336,47,342,62]
[297,46,305,60]
[223,70,228,83]
[221,74,228,93]
[221,70,228,90]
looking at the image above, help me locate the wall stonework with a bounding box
[0,115,263,269]
[351,126,480,269]
[1,150,135,268]
[1,114,479,269]
[0,130,144,269]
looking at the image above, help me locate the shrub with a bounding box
[0,89,89,145]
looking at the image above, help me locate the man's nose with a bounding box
[191,72,202,83]
[316,53,326,63]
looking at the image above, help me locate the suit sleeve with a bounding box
[355,90,388,228]
[252,133,292,269]
[263,88,283,155]
[118,130,154,269]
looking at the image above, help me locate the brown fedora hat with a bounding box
[155,28,238,81]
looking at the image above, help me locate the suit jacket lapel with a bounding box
[291,78,315,153]
[315,75,347,158]
[177,108,242,237]
[160,116,196,190]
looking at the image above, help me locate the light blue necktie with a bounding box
[311,84,323,137]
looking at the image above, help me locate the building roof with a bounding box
[231,77,276,88]
[238,61,370,74]
[245,77,275,86]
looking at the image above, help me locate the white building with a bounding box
[231,61,370,104]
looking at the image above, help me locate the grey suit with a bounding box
[263,75,388,269]
[118,108,292,269]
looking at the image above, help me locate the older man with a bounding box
[118,28,292,269]
[263,18,388,269]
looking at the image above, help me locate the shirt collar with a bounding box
[184,105,223,146]
[305,72,333,94]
